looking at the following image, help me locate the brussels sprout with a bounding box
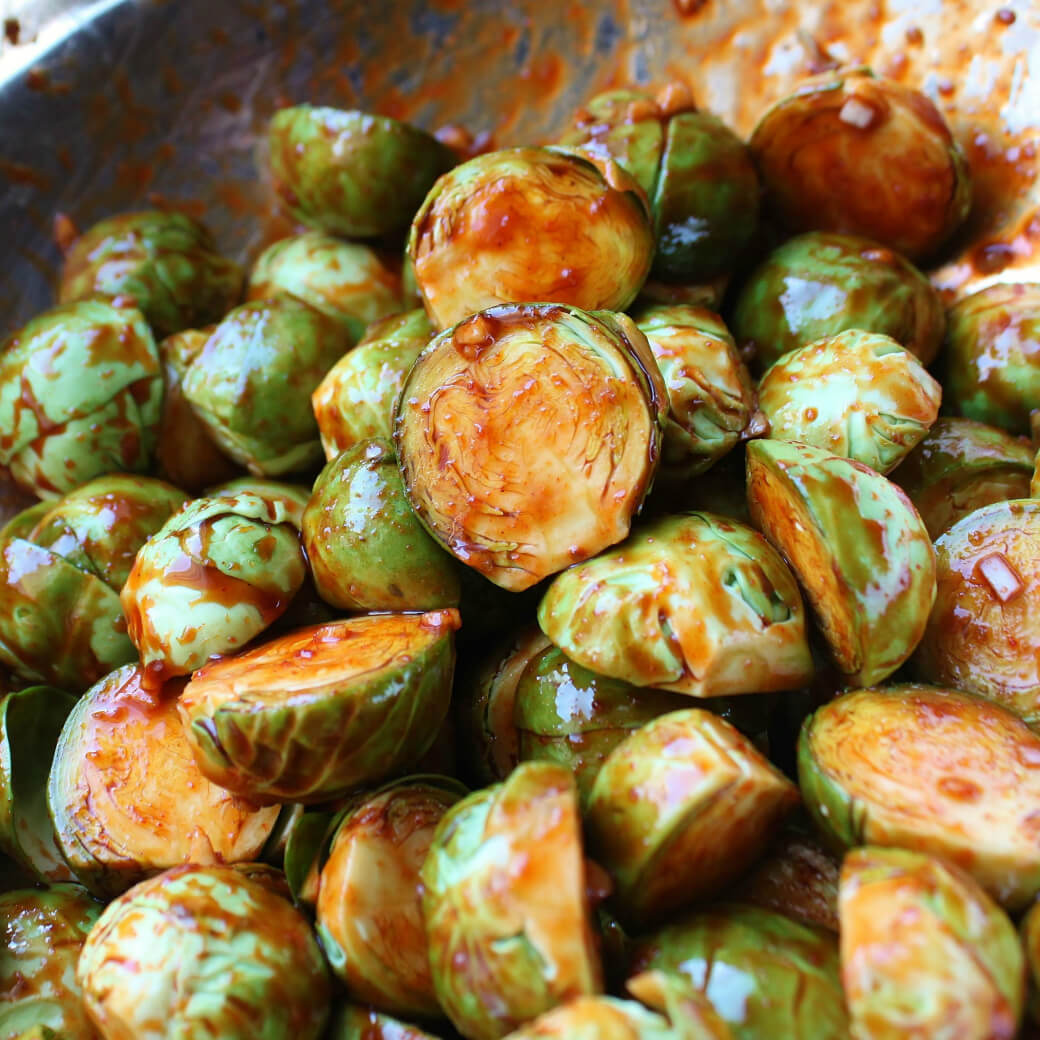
[628,903,848,1039]
[396,305,665,591]
[631,305,755,479]
[77,864,331,1039]
[0,300,162,499]
[120,488,307,682]
[313,309,434,461]
[890,418,1034,538]
[58,210,242,338]
[48,664,278,898]
[749,68,971,260]
[840,845,1023,1040]
[729,231,945,370]
[205,476,312,524]
[284,804,343,908]
[408,148,653,329]
[586,709,798,924]
[538,511,812,696]
[178,611,459,804]
[302,439,461,612]
[799,684,1040,910]
[247,232,406,342]
[180,296,350,476]
[637,274,729,312]
[747,439,935,685]
[757,330,941,474]
[912,499,1040,723]
[266,105,453,238]
[325,1005,442,1040]
[421,761,603,1039]
[316,777,465,1016]
[0,884,100,1038]
[943,283,1040,435]
[1021,901,1040,1025]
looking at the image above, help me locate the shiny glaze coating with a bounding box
[324,1005,440,1040]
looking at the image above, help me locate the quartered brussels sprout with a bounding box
[247,231,406,342]
[316,776,465,1016]
[747,439,936,686]
[180,296,349,476]
[408,148,653,329]
[77,864,331,1039]
[313,308,434,461]
[48,664,278,898]
[266,105,453,238]
[1021,901,1040,1025]
[302,439,461,612]
[799,684,1040,910]
[0,299,162,499]
[750,68,971,260]
[325,1005,441,1040]
[757,330,941,474]
[631,305,755,478]
[628,903,848,1039]
[913,499,1040,724]
[120,488,306,682]
[421,761,603,1039]
[729,231,945,371]
[0,885,100,1038]
[943,283,1040,435]
[396,304,665,591]
[587,709,798,925]
[890,417,1034,538]
[840,846,1024,1040]
[538,511,812,696]
[59,210,242,338]
[179,611,459,803]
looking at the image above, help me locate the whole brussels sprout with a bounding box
[798,684,1040,910]
[206,475,312,522]
[58,210,242,338]
[180,296,350,476]
[302,439,461,612]
[637,273,729,312]
[943,283,1040,435]
[840,846,1024,1040]
[325,1005,442,1040]
[48,663,278,899]
[750,68,971,260]
[729,231,945,370]
[265,105,453,238]
[0,299,162,499]
[247,231,406,341]
[538,512,812,696]
[408,148,654,329]
[757,330,941,474]
[0,885,100,1038]
[77,864,331,1039]
[396,304,666,591]
[421,761,603,1039]
[178,611,459,804]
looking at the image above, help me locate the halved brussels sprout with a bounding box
[0,884,100,1038]
[799,684,1040,910]
[538,511,812,696]
[58,210,242,338]
[586,709,798,924]
[750,68,971,259]
[1021,900,1040,1025]
[943,283,1040,435]
[757,330,941,474]
[120,488,307,682]
[316,776,465,1016]
[396,305,665,591]
[747,439,936,685]
[0,299,162,499]
[266,105,453,238]
[77,864,331,1039]
[302,439,461,612]
[421,761,603,1039]
[178,611,459,804]
[840,845,1024,1040]
[729,231,945,371]
[408,148,653,329]
[48,664,278,898]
